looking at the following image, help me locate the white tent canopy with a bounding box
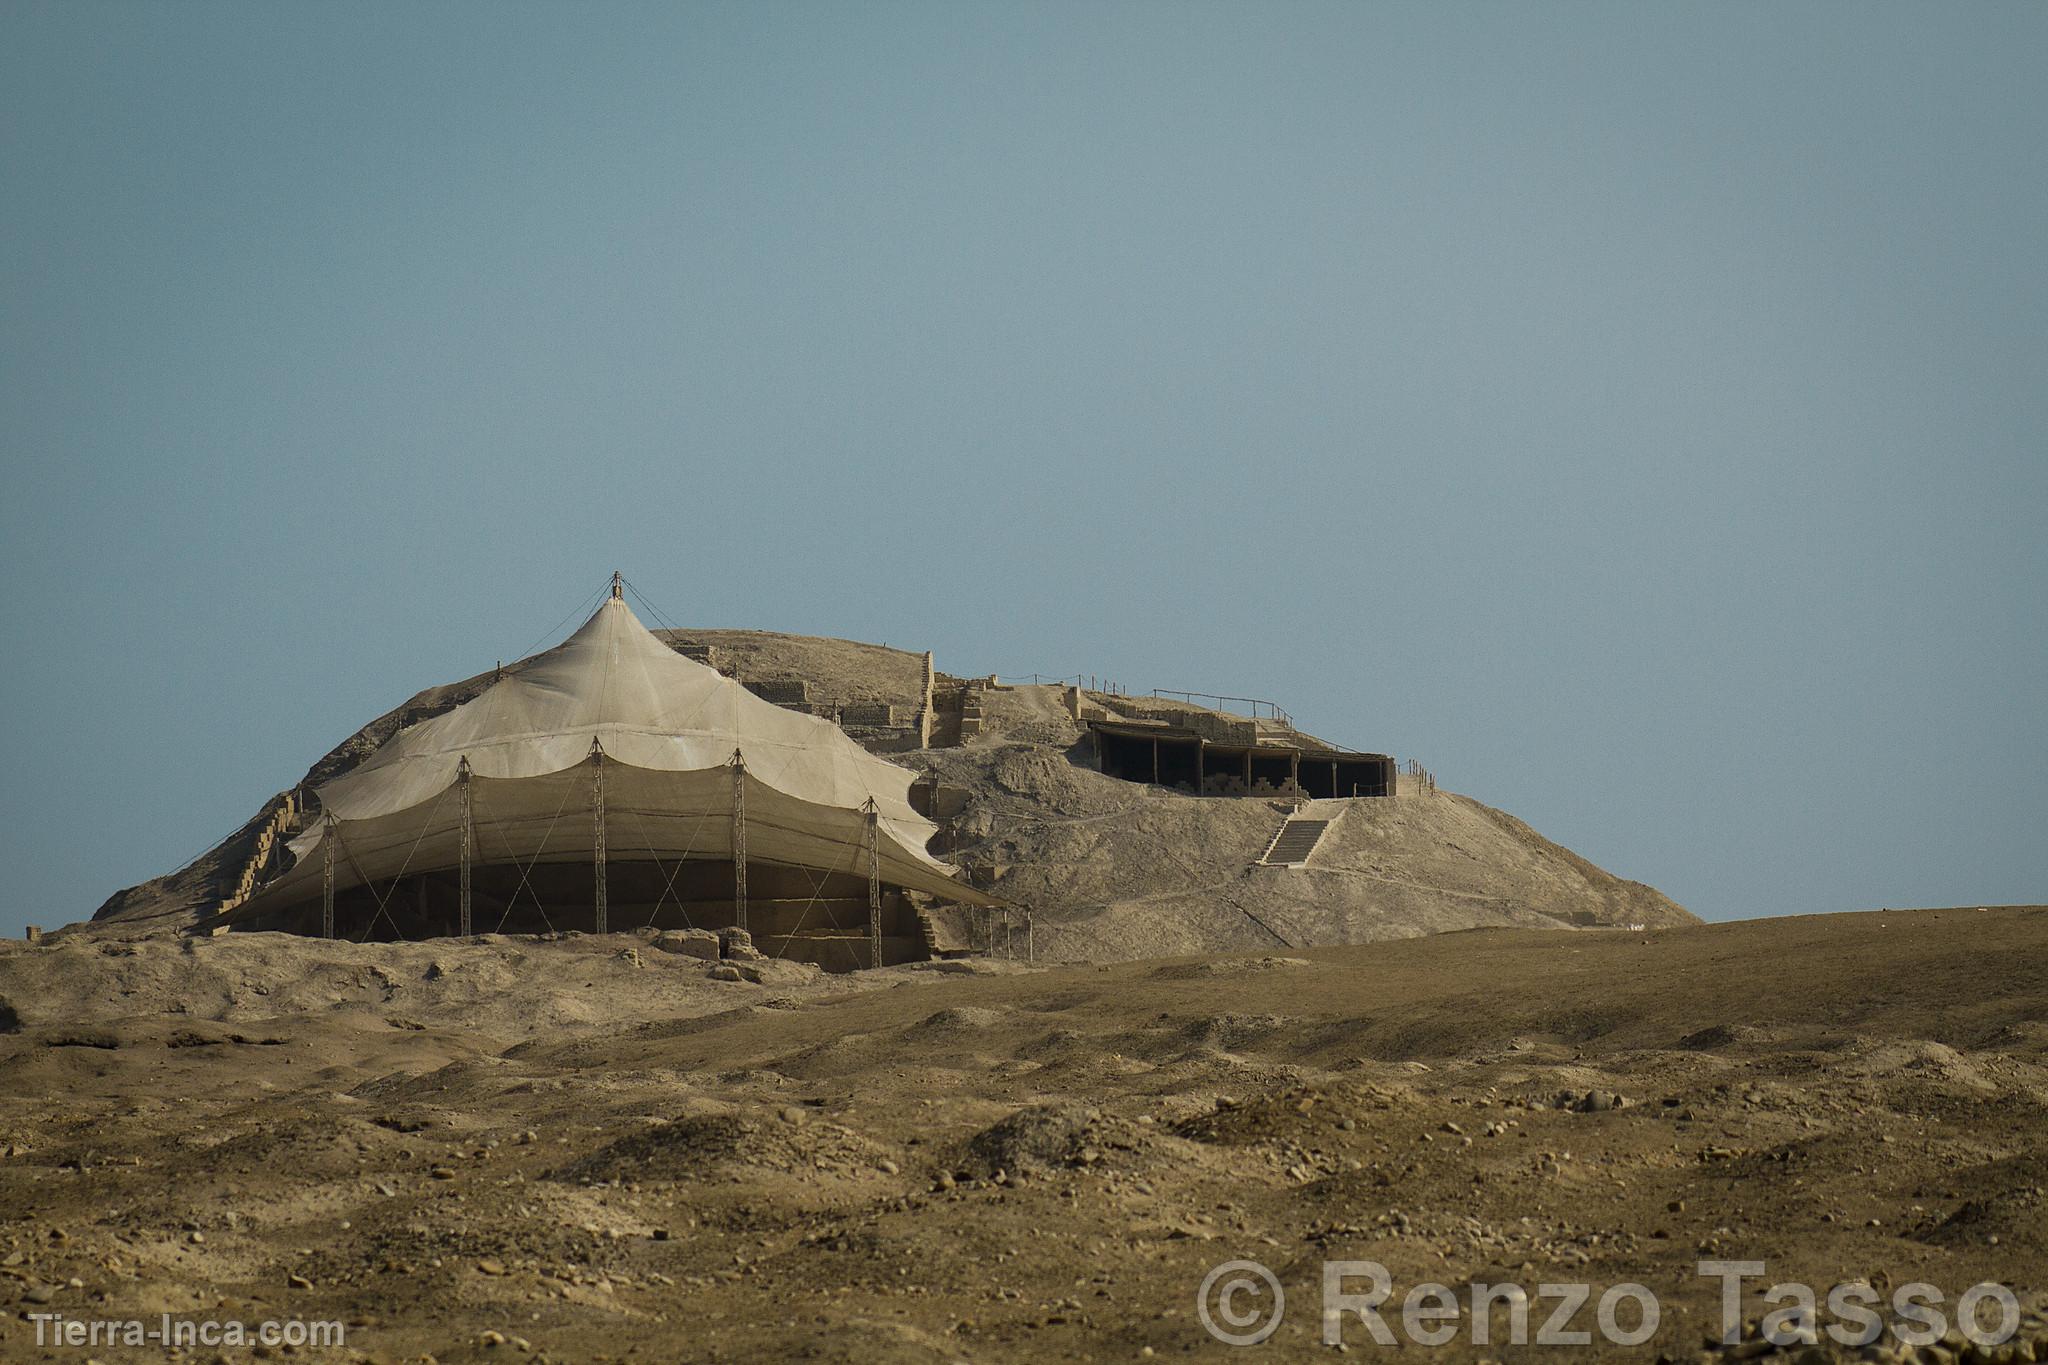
[233,591,997,924]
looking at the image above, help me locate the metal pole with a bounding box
[591,741,607,935]
[458,757,473,937]
[865,802,882,969]
[321,812,335,940]
[731,750,748,934]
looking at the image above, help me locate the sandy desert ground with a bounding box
[3,904,2045,1364]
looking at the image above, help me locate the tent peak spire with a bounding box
[610,570,623,602]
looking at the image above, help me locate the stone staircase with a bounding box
[217,791,303,917]
[915,901,972,958]
[1255,799,1346,868]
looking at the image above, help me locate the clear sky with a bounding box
[3,2,2042,937]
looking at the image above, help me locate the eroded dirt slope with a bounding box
[926,740,1690,959]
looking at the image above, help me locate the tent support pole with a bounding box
[458,758,473,937]
[865,802,882,970]
[591,741,607,935]
[321,813,335,940]
[731,750,747,934]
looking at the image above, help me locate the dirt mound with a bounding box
[963,1102,1101,1174]
[84,628,1692,962]
[906,1005,1011,1035]
[1678,1022,1776,1050]
[925,738,1690,960]
[555,1107,900,1186]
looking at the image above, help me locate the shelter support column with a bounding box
[865,802,881,970]
[321,813,335,940]
[731,751,748,934]
[591,740,608,935]
[917,652,935,747]
[458,757,473,937]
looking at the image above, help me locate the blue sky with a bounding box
[3,1,2042,936]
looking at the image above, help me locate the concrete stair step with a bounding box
[1257,816,1333,867]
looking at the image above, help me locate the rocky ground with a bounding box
[4,904,2045,1363]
